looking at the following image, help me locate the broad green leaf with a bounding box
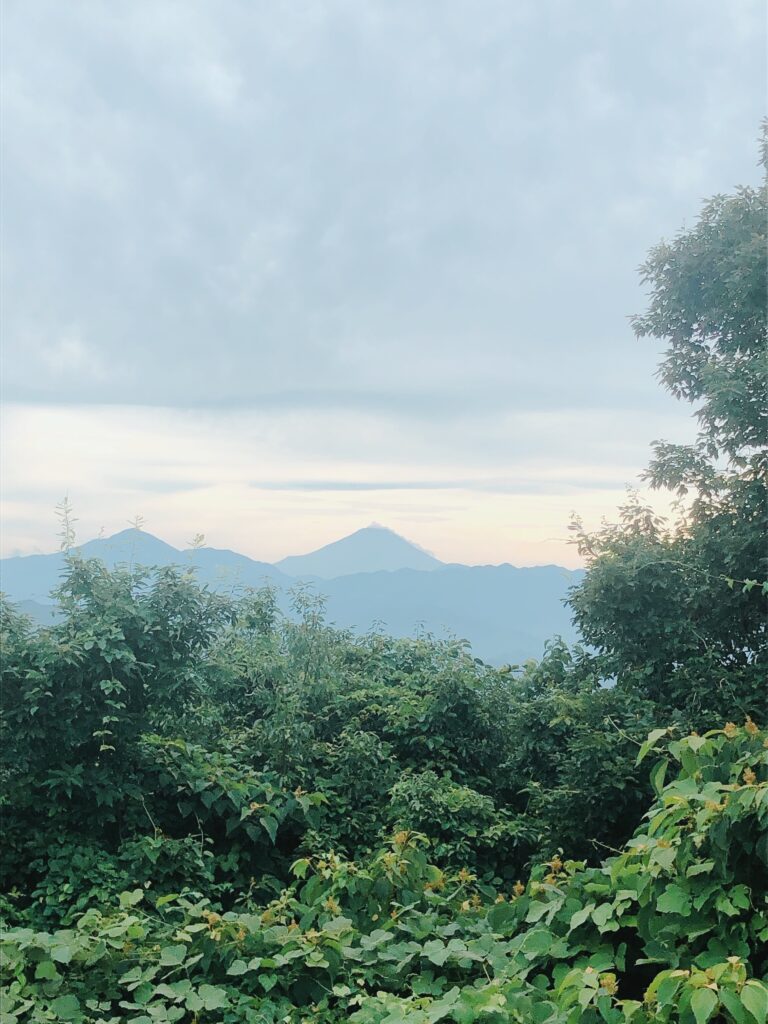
[423,939,449,967]
[198,984,229,1010]
[260,815,278,844]
[656,976,682,1007]
[119,888,144,908]
[34,959,60,981]
[650,759,668,795]
[570,904,596,931]
[719,990,748,1023]
[49,995,81,1022]
[742,981,768,1024]
[291,857,310,879]
[686,861,715,877]
[656,885,691,915]
[636,729,669,766]
[691,988,718,1024]
[159,944,187,966]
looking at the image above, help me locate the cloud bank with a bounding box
[1,0,763,560]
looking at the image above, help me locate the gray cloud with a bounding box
[1,0,764,418]
[249,478,624,494]
[1,1,764,562]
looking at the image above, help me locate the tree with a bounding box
[568,129,767,721]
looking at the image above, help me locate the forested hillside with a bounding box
[1,146,766,1023]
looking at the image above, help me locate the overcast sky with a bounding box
[1,0,765,565]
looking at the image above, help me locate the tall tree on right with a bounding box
[569,128,767,722]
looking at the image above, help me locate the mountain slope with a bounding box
[0,530,287,604]
[276,525,442,578]
[321,564,582,664]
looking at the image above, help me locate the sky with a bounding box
[1,0,765,566]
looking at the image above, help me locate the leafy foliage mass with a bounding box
[1,140,767,1022]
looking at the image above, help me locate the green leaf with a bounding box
[569,904,596,931]
[691,988,718,1024]
[719,990,748,1023]
[159,944,187,967]
[742,981,768,1024]
[636,729,669,765]
[422,939,449,967]
[227,959,248,976]
[119,888,144,908]
[291,857,310,879]
[686,861,715,877]
[49,995,81,1022]
[34,959,60,980]
[656,885,691,915]
[591,903,613,929]
[259,815,278,844]
[656,976,682,1008]
[185,991,203,1012]
[650,759,668,795]
[522,930,552,955]
[198,985,228,1011]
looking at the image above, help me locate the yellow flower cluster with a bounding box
[324,896,341,915]
[600,973,619,996]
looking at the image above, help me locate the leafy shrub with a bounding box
[2,722,766,1022]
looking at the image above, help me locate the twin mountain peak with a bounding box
[1,525,583,665]
[63,523,444,579]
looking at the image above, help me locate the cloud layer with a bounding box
[1,1,764,560]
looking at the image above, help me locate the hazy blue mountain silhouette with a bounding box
[1,527,583,664]
[0,529,286,602]
[276,525,442,578]
[320,564,582,664]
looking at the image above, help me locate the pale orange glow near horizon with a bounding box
[1,404,687,568]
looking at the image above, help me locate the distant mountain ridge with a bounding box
[0,526,584,665]
[0,528,285,605]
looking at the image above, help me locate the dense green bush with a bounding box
[2,722,766,1022]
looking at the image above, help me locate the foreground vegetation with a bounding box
[1,139,766,1021]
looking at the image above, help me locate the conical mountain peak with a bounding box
[276,525,443,579]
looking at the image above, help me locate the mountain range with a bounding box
[0,525,583,665]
